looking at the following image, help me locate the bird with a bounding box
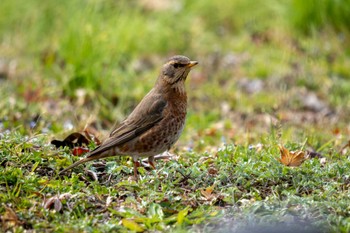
[59,55,198,180]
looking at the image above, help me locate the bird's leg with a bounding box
[133,157,139,181]
[142,152,175,169]
[148,156,156,169]
[133,162,139,181]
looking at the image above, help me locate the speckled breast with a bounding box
[130,98,187,157]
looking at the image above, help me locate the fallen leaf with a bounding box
[200,185,215,200]
[121,219,144,232]
[44,196,62,212]
[54,198,63,212]
[208,167,218,175]
[72,147,90,156]
[1,206,23,230]
[51,132,90,149]
[43,193,74,211]
[278,145,305,167]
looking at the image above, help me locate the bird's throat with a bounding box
[171,80,186,95]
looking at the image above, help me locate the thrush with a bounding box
[59,55,198,180]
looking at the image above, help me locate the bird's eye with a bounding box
[173,63,185,68]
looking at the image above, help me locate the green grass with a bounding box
[289,0,350,34]
[1,132,350,232]
[1,0,350,232]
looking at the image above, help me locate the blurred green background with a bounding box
[1,0,350,147]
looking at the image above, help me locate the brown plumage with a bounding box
[59,55,198,180]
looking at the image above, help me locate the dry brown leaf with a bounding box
[1,206,23,231]
[51,132,90,149]
[208,167,218,175]
[43,193,74,211]
[200,185,215,200]
[278,144,306,167]
[44,196,62,211]
[54,198,63,212]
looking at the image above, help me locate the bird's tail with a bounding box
[58,152,111,175]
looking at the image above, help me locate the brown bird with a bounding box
[59,55,198,180]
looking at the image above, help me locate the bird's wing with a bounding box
[87,93,167,157]
[59,93,167,174]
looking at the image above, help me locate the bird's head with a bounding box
[158,55,198,88]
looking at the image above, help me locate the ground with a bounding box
[1,0,350,232]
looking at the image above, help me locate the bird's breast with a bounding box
[128,97,187,156]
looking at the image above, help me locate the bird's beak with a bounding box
[187,61,198,68]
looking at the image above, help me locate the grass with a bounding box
[1,0,350,232]
[1,132,350,232]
